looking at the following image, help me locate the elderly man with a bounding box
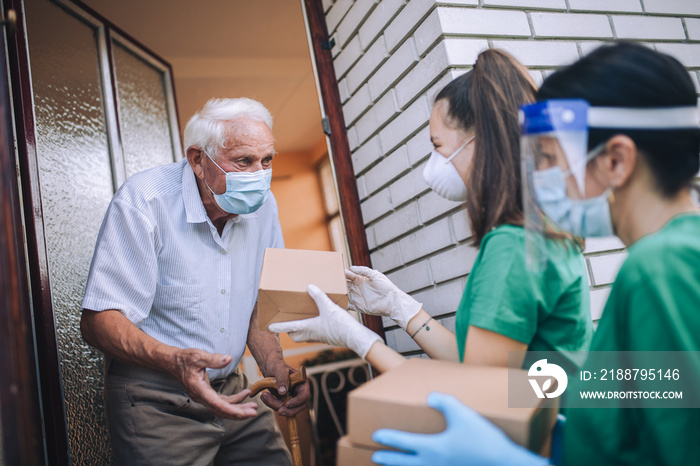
[81,98,308,465]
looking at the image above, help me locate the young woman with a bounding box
[366,42,700,466]
[270,49,593,375]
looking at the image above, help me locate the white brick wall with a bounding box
[321,0,700,355]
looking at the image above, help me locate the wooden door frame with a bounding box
[301,0,385,340]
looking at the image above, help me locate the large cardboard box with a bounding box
[257,248,348,330]
[336,436,376,466]
[347,359,557,454]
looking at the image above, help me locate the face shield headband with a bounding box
[519,99,700,271]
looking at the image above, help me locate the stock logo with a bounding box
[528,359,568,399]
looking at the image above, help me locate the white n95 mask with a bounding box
[422,136,473,201]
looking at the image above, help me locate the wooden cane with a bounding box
[250,366,307,466]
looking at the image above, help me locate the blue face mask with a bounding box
[205,154,272,215]
[532,166,614,237]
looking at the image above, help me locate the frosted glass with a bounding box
[25,0,114,463]
[113,41,176,177]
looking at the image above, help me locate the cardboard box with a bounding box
[257,248,348,330]
[347,359,557,453]
[336,436,376,466]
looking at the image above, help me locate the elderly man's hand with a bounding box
[258,363,311,417]
[170,348,258,420]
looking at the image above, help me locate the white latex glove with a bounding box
[269,284,382,359]
[345,266,422,330]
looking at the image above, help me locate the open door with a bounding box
[3,0,182,463]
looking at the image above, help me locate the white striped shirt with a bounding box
[82,159,284,379]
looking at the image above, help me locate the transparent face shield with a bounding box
[520,99,700,272]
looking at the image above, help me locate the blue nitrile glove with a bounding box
[371,392,551,466]
[550,415,565,466]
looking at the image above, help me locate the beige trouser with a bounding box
[104,359,292,466]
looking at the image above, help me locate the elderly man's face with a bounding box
[205,117,275,195]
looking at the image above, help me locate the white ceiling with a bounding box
[81,0,324,153]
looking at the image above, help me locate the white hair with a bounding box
[183,97,273,158]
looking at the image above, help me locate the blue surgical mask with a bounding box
[205,154,272,215]
[532,166,614,237]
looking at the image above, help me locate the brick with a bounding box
[690,72,700,93]
[578,41,610,57]
[440,315,457,332]
[384,0,435,53]
[366,224,377,250]
[436,6,531,37]
[355,89,401,144]
[364,145,411,194]
[613,16,685,40]
[583,236,625,254]
[437,0,478,5]
[588,252,628,286]
[417,190,463,223]
[399,218,454,263]
[429,243,479,283]
[451,209,472,241]
[386,259,433,293]
[395,39,487,108]
[348,126,359,151]
[343,84,372,126]
[338,78,350,104]
[413,278,466,317]
[361,188,392,224]
[643,0,700,16]
[426,70,462,106]
[569,0,642,13]
[334,35,363,80]
[374,202,421,245]
[483,0,566,9]
[406,125,432,165]
[346,36,389,94]
[529,70,545,87]
[352,135,383,175]
[359,0,406,49]
[326,0,353,35]
[531,13,613,39]
[336,0,377,48]
[330,32,342,58]
[322,0,334,14]
[414,9,443,57]
[370,241,403,273]
[590,287,611,321]
[368,38,419,101]
[655,43,700,67]
[357,177,369,200]
[389,160,430,207]
[390,327,422,352]
[491,40,580,67]
[686,18,700,41]
[379,97,431,153]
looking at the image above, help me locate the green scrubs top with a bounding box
[455,224,593,369]
[564,214,700,466]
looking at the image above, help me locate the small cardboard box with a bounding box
[347,359,557,454]
[257,248,348,330]
[336,436,376,466]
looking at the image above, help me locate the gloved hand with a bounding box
[268,284,382,359]
[345,266,422,330]
[371,392,550,466]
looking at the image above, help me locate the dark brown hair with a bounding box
[435,49,537,247]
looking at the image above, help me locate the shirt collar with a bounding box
[182,160,209,224]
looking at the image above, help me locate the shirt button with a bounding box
[221,289,226,294]
[221,249,227,255]
[220,328,225,333]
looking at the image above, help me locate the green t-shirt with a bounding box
[455,224,593,370]
[564,214,700,466]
